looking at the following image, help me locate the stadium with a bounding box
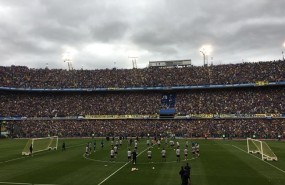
[1,1,285,185]
[0,60,284,185]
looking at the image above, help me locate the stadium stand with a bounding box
[0,87,283,117]
[6,119,284,139]
[0,60,284,88]
[0,60,285,139]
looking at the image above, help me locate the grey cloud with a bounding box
[90,21,130,42]
[0,0,285,69]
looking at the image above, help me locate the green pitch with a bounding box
[0,138,284,185]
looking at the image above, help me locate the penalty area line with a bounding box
[0,156,26,164]
[0,182,59,185]
[97,146,150,185]
[0,182,31,185]
[232,145,285,174]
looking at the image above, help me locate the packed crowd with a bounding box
[1,87,284,117]
[175,87,285,114]
[0,91,161,116]
[0,60,284,88]
[6,119,284,139]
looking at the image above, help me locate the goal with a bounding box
[247,138,278,161]
[22,136,58,155]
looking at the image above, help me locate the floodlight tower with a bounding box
[63,52,73,70]
[200,50,206,66]
[200,45,213,66]
[128,56,138,68]
[114,61,118,87]
[282,42,285,61]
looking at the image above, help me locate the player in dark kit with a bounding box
[182,170,190,185]
[129,138,133,146]
[179,166,184,185]
[93,141,96,151]
[29,144,33,156]
[132,149,137,165]
[101,140,104,149]
[62,141,66,151]
[184,163,191,184]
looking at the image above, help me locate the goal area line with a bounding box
[231,145,285,174]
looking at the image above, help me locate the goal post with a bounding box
[22,136,58,155]
[247,138,262,154]
[247,138,277,161]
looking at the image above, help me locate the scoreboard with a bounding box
[149,59,192,67]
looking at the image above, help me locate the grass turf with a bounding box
[0,138,284,185]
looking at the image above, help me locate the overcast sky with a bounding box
[0,0,285,69]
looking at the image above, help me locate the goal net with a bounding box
[22,136,58,155]
[247,138,277,161]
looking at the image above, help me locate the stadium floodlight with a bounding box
[282,42,285,61]
[128,56,138,68]
[200,50,206,66]
[200,45,213,55]
[200,45,213,66]
[62,51,73,70]
[62,51,73,61]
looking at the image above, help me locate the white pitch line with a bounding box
[0,182,31,185]
[0,182,59,185]
[97,146,150,185]
[0,156,26,164]
[97,161,130,185]
[232,145,285,174]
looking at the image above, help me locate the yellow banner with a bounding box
[266,114,281,118]
[255,81,269,86]
[190,114,213,118]
[255,114,266,118]
[84,114,153,119]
